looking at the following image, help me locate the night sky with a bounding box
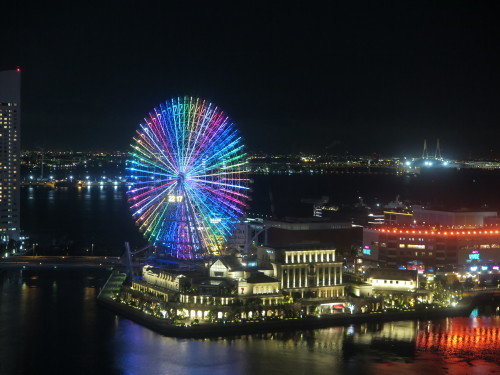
[2,1,500,158]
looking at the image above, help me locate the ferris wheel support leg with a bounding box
[123,242,133,279]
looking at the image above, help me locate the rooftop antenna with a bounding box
[422,139,429,159]
[435,139,442,160]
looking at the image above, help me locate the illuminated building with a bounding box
[263,218,360,254]
[131,260,284,321]
[363,268,433,306]
[257,246,345,300]
[362,207,500,271]
[366,268,418,292]
[363,226,500,271]
[384,211,413,226]
[0,70,21,241]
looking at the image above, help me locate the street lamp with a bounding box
[91,243,94,256]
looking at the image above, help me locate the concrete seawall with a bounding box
[98,297,470,338]
[97,274,471,338]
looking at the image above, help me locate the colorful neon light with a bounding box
[378,228,500,236]
[127,97,249,259]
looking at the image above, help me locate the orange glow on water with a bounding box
[416,317,499,359]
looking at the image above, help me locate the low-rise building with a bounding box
[257,246,345,299]
[366,268,418,292]
[132,246,348,323]
[364,268,433,306]
[238,273,280,296]
[142,265,198,292]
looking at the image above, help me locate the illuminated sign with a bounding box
[407,264,425,271]
[167,195,183,203]
[362,248,371,255]
[469,251,480,260]
[407,244,425,249]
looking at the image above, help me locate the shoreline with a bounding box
[97,295,471,339]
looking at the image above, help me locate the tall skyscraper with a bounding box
[0,70,21,241]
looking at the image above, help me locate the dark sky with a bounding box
[2,1,500,158]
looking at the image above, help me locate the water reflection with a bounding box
[0,270,498,375]
[416,317,499,362]
[20,186,145,253]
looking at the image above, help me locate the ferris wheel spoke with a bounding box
[188,178,249,194]
[187,181,247,218]
[130,181,177,211]
[188,138,242,175]
[183,193,230,254]
[184,110,229,172]
[143,120,180,172]
[184,182,237,233]
[138,125,179,173]
[190,121,233,167]
[128,180,176,202]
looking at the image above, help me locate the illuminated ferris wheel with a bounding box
[127,97,249,259]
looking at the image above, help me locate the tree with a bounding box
[464,277,475,290]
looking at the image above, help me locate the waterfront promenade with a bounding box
[99,292,473,339]
[97,272,486,339]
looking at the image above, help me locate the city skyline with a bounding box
[17,142,500,162]
[0,2,499,373]
[1,1,499,158]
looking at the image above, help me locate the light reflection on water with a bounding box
[20,186,145,252]
[416,317,499,363]
[1,271,499,374]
